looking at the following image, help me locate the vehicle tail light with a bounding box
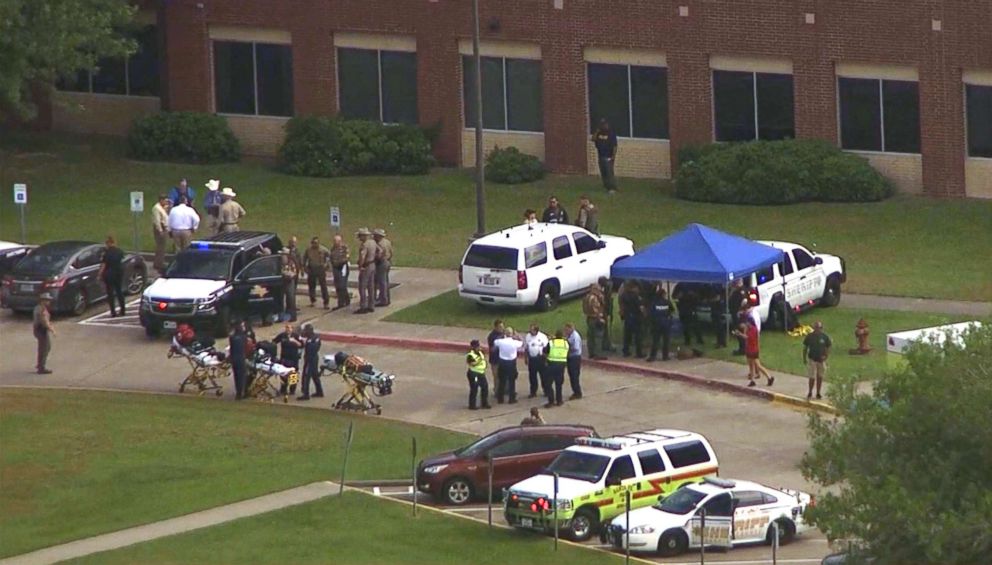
[530,497,550,512]
[747,291,759,306]
[517,270,527,290]
[42,277,67,289]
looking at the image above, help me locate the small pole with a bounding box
[772,521,779,565]
[412,436,418,516]
[553,472,560,551]
[132,211,140,253]
[19,204,27,244]
[487,452,494,527]
[625,490,631,565]
[338,420,354,495]
[699,508,706,564]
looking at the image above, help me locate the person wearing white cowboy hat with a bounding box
[372,228,393,307]
[217,186,246,233]
[33,293,56,374]
[355,227,377,314]
[203,179,223,235]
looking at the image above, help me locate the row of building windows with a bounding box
[57,36,992,159]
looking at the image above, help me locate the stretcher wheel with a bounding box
[216,389,223,397]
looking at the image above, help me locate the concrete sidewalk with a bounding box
[0,481,340,565]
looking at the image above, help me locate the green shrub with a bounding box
[674,139,894,204]
[127,112,240,163]
[278,116,433,177]
[484,146,545,184]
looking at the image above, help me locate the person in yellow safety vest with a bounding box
[543,330,570,408]
[466,340,492,410]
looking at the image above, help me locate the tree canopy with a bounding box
[802,322,992,564]
[0,0,137,120]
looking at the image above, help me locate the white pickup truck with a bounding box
[746,241,846,328]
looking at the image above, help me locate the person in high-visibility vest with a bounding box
[543,330,570,407]
[465,340,492,410]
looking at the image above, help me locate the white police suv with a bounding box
[458,223,634,311]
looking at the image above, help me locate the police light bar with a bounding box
[575,437,624,450]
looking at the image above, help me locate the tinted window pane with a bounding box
[338,48,380,121]
[607,455,636,481]
[967,84,992,158]
[882,80,919,153]
[664,441,712,468]
[463,56,506,129]
[256,43,293,116]
[490,439,525,457]
[630,66,668,139]
[214,41,255,114]
[587,63,630,137]
[839,77,881,151]
[128,25,159,96]
[701,493,733,517]
[506,59,542,132]
[552,236,572,260]
[381,51,418,124]
[734,491,766,508]
[637,449,667,475]
[464,245,518,270]
[756,73,794,140]
[92,57,126,95]
[573,232,597,254]
[714,71,756,141]
[792,248,814,270]
[524,242,547,268]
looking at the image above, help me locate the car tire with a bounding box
[70,289,88,317]
[658,529,689,557]
[441,477,474,506]
[568,507,599,542]
[213,306,231,338]
[821,276,841,307]
[767,297,785,330]
[536,281,560,312]
[766,518,796,545]
[126,268,147,295]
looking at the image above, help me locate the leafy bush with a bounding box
[674,139,894,204]
[127,112,240,163]
[485,146,545,184]
[278,116,433,177]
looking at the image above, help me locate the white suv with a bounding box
[458,223,634,310]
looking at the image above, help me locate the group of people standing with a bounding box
[226,320,324,401]
[464,320,585,411]
[523,194,600,234]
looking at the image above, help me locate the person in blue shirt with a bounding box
[168,178,196,208]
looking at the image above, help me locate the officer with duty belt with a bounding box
[543,330,569,408]
[465,340,492,410]
[355,227,378,314]
[373,228,392,307]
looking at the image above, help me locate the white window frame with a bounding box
[836,76,921,155]
[463,55,543,134]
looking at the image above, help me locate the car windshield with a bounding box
[655,487,707,514]
[547,451,611,482]
[165,249,234,280]
[464,245,518,270]
[13,245,79,275]
[454,433,505,457]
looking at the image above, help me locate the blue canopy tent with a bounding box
[610,223,786,338]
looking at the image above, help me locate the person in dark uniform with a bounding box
[229,320,249,400]
[647,285,674,361]
[465,340,492,410]
[274,323,302,396]
[592,119,619,193]
[728,280,747,355]
[33,293,55,374]
[98,236,126,317]
[486,319,504,385]
[619,282,645,358]
[711,286,729,349]
[297,324,323,400]
[599,277,616,352]
[674,285,703,346]
[541,195,569,224]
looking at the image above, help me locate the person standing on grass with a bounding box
[564,323,584,400]
[168,177,196,208]
[486,319,504,385]
[575,195,599,235]
[523,209,538,226]
[465,339,492,410]
[202,179,222,235]
[303,236,331,310]
[493,327,524,404]
[329,234,351,310]
[151,194,170,272]
[599,276,616,353]
[541,195,569,224]
[739,318,774,387]
[33,293,55,374]
[647,285,674,362]
[620,281,645,358]
[217,187,246,233]
[803,321,831,400]
[98,236,126,318]
[297,324,324,401]
[582,283,608,360]
[167,196,199,251]
[523,323,549,399]
[592,119,618,193]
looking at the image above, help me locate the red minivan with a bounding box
[417,425,597,506]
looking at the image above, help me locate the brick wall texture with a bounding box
[59,0,992,197]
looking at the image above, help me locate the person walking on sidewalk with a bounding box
[620,282,645,358]
[803,321,831,400]
[465,339,492,410]
[523,323,549,398]
[592,119,618,193]
[373,228,392,307]
[329,234,351,310]
[493,327,523,404]
[583,283,608,360]
[303,236,331,309]
[297,324,324,401]
[151,194,170,272]
[739,318,774,388]
[647,285,674,362]
[33,293,56,374]
[564,323,584,400]
[355,227,377,314]
[543,330,569,407]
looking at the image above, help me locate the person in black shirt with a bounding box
[486,319,504,384]
[541,195,569,224]
[274,323,302,395]
[98,236,126,317]
[297,324,323,401]
[619,282,645,358]
[647,285,674,361]
[229,320,249,400]
[673,285,703,346]
[592,119,618,193]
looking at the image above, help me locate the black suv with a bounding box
[139,232,285,336]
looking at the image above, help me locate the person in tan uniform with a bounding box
[329,234,351,310]
[151,194,170,272]
[355,227,377,314]
[582,283,608,360]
[33,293,56,374]
[217,187,246,233]
[303,236,331,309]
[373,228,393,307]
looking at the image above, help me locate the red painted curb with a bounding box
[319,331,800,407]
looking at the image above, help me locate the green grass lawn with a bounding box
[67,492,623,565]
[2,131,990,301]
[0,388,469,558]
[386,290,981,379]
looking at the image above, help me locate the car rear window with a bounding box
[663,441,712,468]
[464,245,518,270]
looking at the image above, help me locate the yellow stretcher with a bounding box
[322,353,395,415]
[168,336,229,396]
[246,346,300,403]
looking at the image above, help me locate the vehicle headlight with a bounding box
[555,498,573,511]
[195,295,219,311]
[628,525,656,534]
[422,464,448,474]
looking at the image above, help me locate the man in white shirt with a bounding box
[564,323,583,400]
[167,196,200,251]
[493,327,523,404]
[523,323,549,399]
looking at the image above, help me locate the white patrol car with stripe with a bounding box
[504,429,718,542]
[604,477,813,556]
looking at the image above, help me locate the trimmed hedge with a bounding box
[485,146,545,184]
[127,112,240,163]
[278,116,433,177]
[674,139,894,204]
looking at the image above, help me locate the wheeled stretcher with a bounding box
[321,352,395,415]
[168,334,229,396]
[246,341,299,403]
